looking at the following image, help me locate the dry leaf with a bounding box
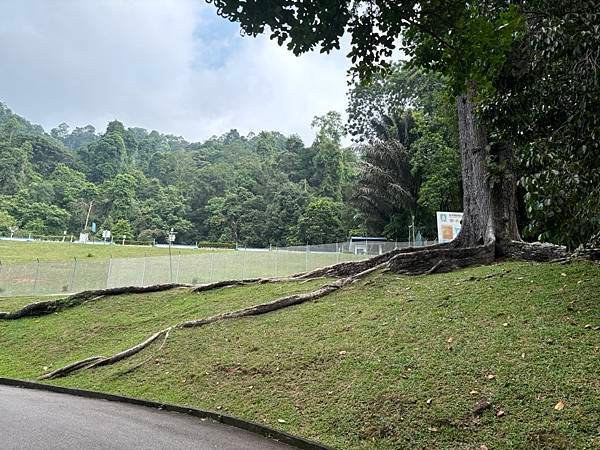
[277,419,287,424]
[521,353,526,359]
[503,322,508,327]
[339,350,347,355]
[561,273,567,277]
[426,398,433,405]
[584,324,592,329]
[470,390,479,395]
[496,410,505,417]
[554,400,565,411]
[486,374,496,380]
[427,427,438,432]
[447,337,454,343]
[480,445,489,450]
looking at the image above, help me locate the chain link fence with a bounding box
[0,240,436,297]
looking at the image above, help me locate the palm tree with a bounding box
[354,110,420,234]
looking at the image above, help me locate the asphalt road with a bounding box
[0,385,293,449]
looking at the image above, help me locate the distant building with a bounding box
[348,236,386,255]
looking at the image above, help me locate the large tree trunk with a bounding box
[452,83,521,252]
[453,86,494,247]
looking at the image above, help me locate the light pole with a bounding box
[168,228,177,282]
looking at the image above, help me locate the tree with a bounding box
[0,141,31,194]
[354,111,420,237]
[0,210,17,234]
[297,197,346,245]
[82,130,127,182]
[310,112,348,201]
[112,219,134,241]
[483,0,600,248]
[207,0,574,272]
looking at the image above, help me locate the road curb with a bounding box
[0,377,334,450]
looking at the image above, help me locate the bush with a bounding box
[196,241,236,249]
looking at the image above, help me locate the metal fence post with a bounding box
[305,243,309,272]
[106,255,112,289]
[336,242,340,264]
[210,252,215,282]
[33,258,40,295]
[141,252,147,286]
[275,246,278,278]
[176,251,181,283]
[242,246,247,279]
[70,257,78,292]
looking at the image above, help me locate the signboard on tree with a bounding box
[436,212,463,243]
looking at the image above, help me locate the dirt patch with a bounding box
[527,430,573,449]
[357,393,416,440]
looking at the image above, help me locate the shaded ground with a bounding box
[1,260,599,449]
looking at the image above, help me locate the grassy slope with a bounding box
[0,240,204,263]
[1,261,599,449]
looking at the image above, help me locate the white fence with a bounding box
[0,240,436,297]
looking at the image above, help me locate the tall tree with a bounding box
[207,0,575,272]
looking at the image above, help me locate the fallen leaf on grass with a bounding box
[554,400,565,411]
[427,427,438,432]
[339,350,347,356]
[496,410,505,417]
[277,419,287,424]
[480,445,489,450]
[470,390,479,395]
[486,374,496,380]
[426,398,433,405]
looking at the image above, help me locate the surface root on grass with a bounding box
[0,284,189,320]
[38,264,384,380]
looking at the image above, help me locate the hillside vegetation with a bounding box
[1,260,598,449]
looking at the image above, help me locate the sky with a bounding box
[0,0,350,144]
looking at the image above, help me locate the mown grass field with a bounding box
[1,260,598,449]
[0,239,201,263]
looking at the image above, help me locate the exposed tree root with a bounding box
[500,240,568,262]
[119,328,172,376]
[294,243,452,279]
[388,241,496,275]
[0,284,189,320]
[2,277,310,321]
[38,264,385,380]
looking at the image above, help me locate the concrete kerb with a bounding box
[0,377,334,450]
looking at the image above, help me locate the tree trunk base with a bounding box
[387,241,496,275]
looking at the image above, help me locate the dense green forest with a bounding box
[0,63,465,247]
[0,104,355,246]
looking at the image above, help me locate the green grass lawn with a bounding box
[0,240,202,263]
[1,260,598,449]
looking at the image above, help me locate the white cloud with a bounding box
[0,0,350,144]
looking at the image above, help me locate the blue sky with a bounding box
[0,0,350,144]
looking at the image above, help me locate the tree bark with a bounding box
[453,85,495,248]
